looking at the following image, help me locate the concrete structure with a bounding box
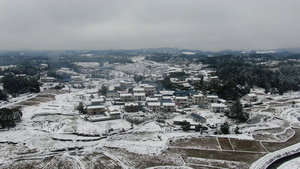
[142,84,156,95]
[109,111,121,119]
[147,102,161,112]
[87,105,106,115]
[134,93,146,101]
[120,93,134,102]
[40,76,55,83]
[175,96,189,108]
[146,97,159,103]
[210,103,226,113]
[124,102,139,112]
[244,93,258,102]
[106,90,119,99]
[71,76,84,84]
[162,102,176,112]
[154,93,162,100]
[120,80,134,88]
[90,98,105,105]
[192,94,206,105]
[133,88,144,93]
[191,113,206,123]
[207,95,218,103]
[209,76,220,83]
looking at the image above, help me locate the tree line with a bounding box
[0,74,40,98]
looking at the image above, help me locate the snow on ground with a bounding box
[73,62,100,68]
[182,52,196,55]
[1,61,300,168]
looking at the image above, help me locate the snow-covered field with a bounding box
[1,60,300,168]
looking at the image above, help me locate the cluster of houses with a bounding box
[40,70,258,126]
[83,78,233,124]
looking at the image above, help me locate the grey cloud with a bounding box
[0,0,299,51]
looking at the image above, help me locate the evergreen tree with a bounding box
[0,89,8,101]
[98,85,108,96]
[220,122,230,134]
[0,108,22,129]
[181,120,191,131]
[229,100,249,123]
[195,124,202,132]
[76,102,86,114]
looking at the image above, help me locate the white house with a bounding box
[106,90,119,99]
[146,97,159,103]
[134,93,146,101]
[87,105,106,115]
[154,93,162,100]
[120,80,134,88]
[210,103,226,113]
[90,98,105,105]
[162,102,176,112]
[147,102,161,112]
[192,94,206,105]
[175,96,189,108]
[244,93,258,102]
[40,76,55,83]
[207,95,218,103]
[142,84,156,95]
[120,93,134,102]
[133,88,145,93]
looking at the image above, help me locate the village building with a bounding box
[192,94,207,105]
[86,105,106,115]
[106,90,119,99]
[244,93,258,102]
[160,90,174,96]
[182,83,192,89]
[114,86,127,91]
[207,95,219,103]
[71,76,84,84]
[134,93,146,101]
[147,102,161,112]
[141,84,156,95]
[120,93,134,102]
[176,76,187,84]
[133,88,145,93]
[162,102,176,112]
[40,76,55,83]
[190,113,206,123]
[109,111,121,119]
[154,93,162,100]
[210,103,226,113]
[173,117,199,126]
[120,80,134,88]
[90,98,105,105]
[209,76,220,84]
[175,96,189,108]
[146,97,159,103]
[124,102,139,112]
[190,77,201,85]
[174,91,187,97]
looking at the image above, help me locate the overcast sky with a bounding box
[0,0,299,51]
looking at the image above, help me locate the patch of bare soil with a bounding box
[230,139,266,152]
[217,137,233,150]
[170,137,220,150]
